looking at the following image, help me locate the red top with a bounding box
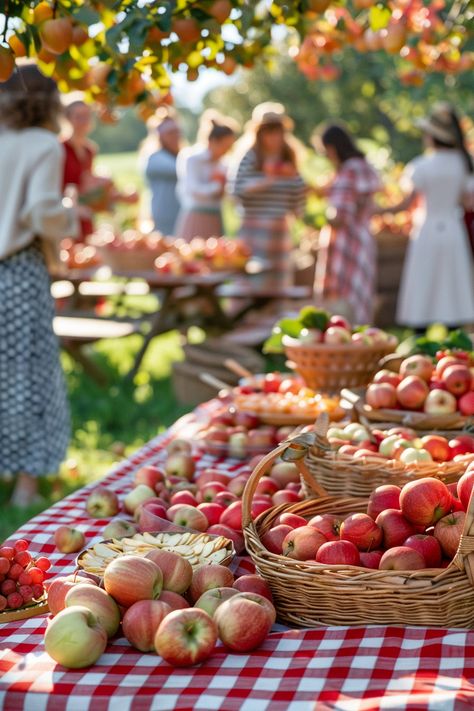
[62,139,95,239]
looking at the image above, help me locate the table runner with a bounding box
[1,400,474,711]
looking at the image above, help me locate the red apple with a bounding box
[145,550,193,594]
[272,490,301,506]
[436,355,463,379]
[307,513,341,541]
[457,466,474,510]
[233,574,273,601]
[228,473,251,497]
[373,369,401,387]
[276,513,307,529]
[158,590,190,611]
[420,435,450,462]
[234,410,260,429]
[403,534,442,567]
[189,563,234,603]
[166,438,192,456]
[366,383,398,409]
[54,526,85,554]
[47,576,97,616]
[206,524,245,554]
[449,437,474,459]
[424,389,457,415]
[434,511,465,558]
[359,551,383,569]
[196,469,230,489]
[379,546,425,570]
[200,481,228,502]
[400,478,452,526]
[442,364,471,397]
[316,540,360,566]
[324,326,351,344]
[219,501,243,530]
[214,491,239,508]
[86,487,120,518]
[103,555,163,607]
[270,462,300,487]
[261,524,293,554]
[134,466,165,490]
[65,583,120,637]
[251,499,272,519]
[256,478,279,497]
[367,485,401,519]
[282,526,326,560]
[122,600,171,652]
[399,355,433,382]
[340,513,383,551]
[375,509,416,548]
[170,491,197,507]
[329,314,351,330]
[44,606,107,669]
[154,608,217,666]
[197,502,225,526]
[170,505,209,532]
[459,391,474,416]
[139,503,182,534]
[214,593,274,652]
[194,587,239,617]
[396,376,429,409]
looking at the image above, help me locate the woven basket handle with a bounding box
[453,483,474,585]
[241,422,330,529]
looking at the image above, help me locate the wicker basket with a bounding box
[283,337,395,393]
[242,437,474,628]
[282,418,473,498]
[343,387,472,431]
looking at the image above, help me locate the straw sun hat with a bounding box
[248,102,294,132]
[416,102,459,146]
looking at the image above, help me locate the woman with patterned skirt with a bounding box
[232,103,307,289]
[313,124,380,324]
[0,65,79,506]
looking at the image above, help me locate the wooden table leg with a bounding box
[62,341,109,386]
[128,287,176,378]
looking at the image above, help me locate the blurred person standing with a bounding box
[62,99,138,240]
[175,111,238,240]
[143,113,181,236]
[379,103,474,330]
[0,65,80,506]
[231,103,306,288]
[313,124,380,323]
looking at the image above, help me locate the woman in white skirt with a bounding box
[380,103,474,330]
[0,64,80,506]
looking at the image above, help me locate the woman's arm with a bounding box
[232,152,275,197]
[373,191,417,215]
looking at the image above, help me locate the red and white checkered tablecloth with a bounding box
[2,400,474,711]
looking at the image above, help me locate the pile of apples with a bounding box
[327,422,474,465]
[59,240,101,270]
[198,405,296,459]
[0,539,51,612]
[261,463,474,571]
[44,557,276,669]
[52,440,304,560]
[154,236,251,276]
[286,312,397,348]
[367,351,474,416]
[93,227,168,254]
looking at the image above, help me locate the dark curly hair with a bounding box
[0,62,62,131]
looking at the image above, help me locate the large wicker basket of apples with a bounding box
[355,336,474,430]
[243,433,474,628]
[264,307,397,394]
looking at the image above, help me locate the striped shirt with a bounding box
[232,149,306,219]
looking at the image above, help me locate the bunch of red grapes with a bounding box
[0,540,51,611]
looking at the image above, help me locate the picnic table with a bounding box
[1,399,474,711]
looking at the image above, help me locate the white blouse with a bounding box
[176,145,226,212]
[0,127,78,261]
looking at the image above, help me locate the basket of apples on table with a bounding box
[90,226,170,273]
[348,331,474,431]
[242,422,474,629]
[264,307,397,395]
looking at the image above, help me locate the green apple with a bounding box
[400,447,433,464]
[44,606,107,668]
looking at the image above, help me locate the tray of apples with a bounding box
[59,240,102,270]
[195,405,297,460]
[351,349,474,430]
[0,539,52,622]
[154,237,251,280]
[91,227,170,272]
[232,372,345,425]
[327,422,474,466]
